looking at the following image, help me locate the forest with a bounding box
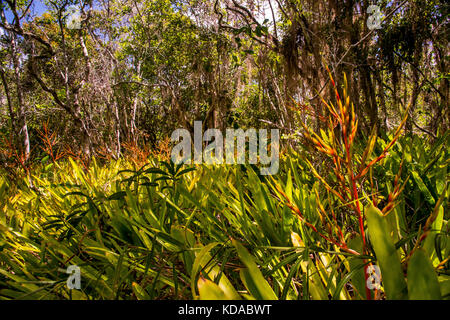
[0,0,448,300]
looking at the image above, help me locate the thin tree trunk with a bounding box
[11,32,30,161]
[0,68,17,136]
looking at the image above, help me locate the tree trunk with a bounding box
[10,31,30,161]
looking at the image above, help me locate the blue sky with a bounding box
[4,0,49,22]
[32,0,49,15]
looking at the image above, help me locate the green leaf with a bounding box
[233,240,277,300]
[347,235,368,300]
[411,171,435,206]
[407,249,442,300]
[132,282,150,300]
[191,242,240,300]
[366,204,408,300]
[423,187,446,265]
[198,277,227,300]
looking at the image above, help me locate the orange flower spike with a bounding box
[325,64,334,87]
[321,97,339,119]
[325,64,342,107]
[345,98,350,119]
[329,148,338,157]
[309,128,329,150]
[350,120,358,145]
[382,203,393,214]
[388,193,394,203]
[345,111,350,126]
[336,89,343,111]
[336,171,345,184]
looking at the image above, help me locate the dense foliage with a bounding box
[0,83,448,299]
[0,0,448,300]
